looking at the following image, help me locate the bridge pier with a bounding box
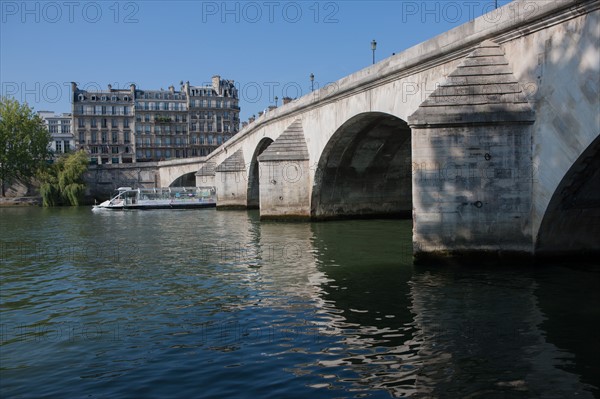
[215,149,248,209]
[195,162,216,187]
[258,120,311,220]
[408,41,536,261]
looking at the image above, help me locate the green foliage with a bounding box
[0,97,52,196]
[39,151,89,206]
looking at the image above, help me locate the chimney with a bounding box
[107,84,112,91]
[282,97,292,105]
[169,85,175,93]
[212,75,221,95]
[242,121,248,129]
[258,111,264,117]
[249,115,256,123]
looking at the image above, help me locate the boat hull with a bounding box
[93,203,216,211]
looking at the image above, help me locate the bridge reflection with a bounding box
[249,217,599,397]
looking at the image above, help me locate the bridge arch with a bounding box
[536,134,600,256]
[311,112,412,220]
[169,172,196,187]
[247,137,274,208]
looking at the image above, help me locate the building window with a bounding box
[111,146,119,154]
[112,158,119,164]
[101,132,107,144]
[112,132,118,143]
[111,95,117,101]
[124,131,130,143]
[78,94,84,101]
[91,147,99,154]
[55,141,62,153]
[79,132,85,144]
[64,141,70,152]
[124,119,129,128]
[91,132,97,143]
[112,119,118,128]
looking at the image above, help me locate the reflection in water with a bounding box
[305,220,598,398]
[0,208,598,398]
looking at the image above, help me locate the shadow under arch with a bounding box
[247,137,274,209]
[536,134,600,257]
[311,112,412,220]
[169,172,196,187]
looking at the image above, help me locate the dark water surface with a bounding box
[1,207,599,398]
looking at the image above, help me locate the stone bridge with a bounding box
[157,0,600,260]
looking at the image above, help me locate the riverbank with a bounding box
[0,196,42,207]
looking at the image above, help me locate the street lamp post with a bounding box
[310,73,315,91]
[371,39,377,65]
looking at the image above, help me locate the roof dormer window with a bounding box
[101,95,107,101]
[111,95,117,101]
[78,94,84,101]
[91,95,97,101]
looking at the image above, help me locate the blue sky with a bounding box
[1,0,512,120]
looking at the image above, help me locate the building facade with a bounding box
[71,76,240,164]
[37,111,74,155]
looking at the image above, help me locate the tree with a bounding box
[39,151,89,206]
[0,97,51,196]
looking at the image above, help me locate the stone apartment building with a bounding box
[37,111,75,155]
[71,76,240,164]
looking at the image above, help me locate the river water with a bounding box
[1,207,598,398]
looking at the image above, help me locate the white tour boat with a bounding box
[92,187,216,211]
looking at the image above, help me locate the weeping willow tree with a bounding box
[39,150,88,206]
